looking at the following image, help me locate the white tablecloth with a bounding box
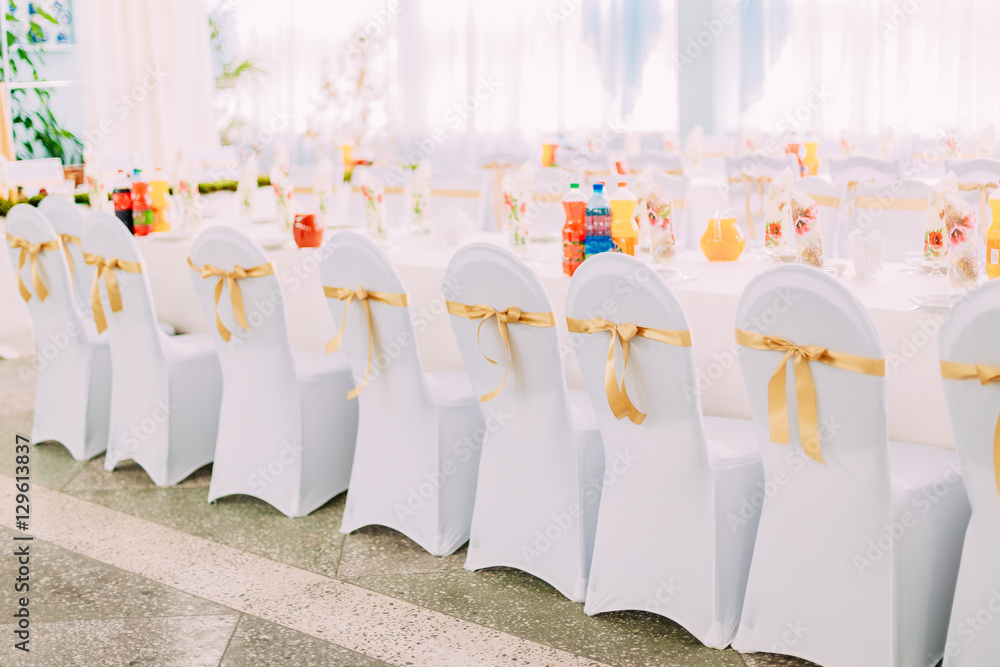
[1,210,958,449]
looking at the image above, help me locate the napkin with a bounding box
[839,129,856,156]
[743,130,761,154]
[410,161,432,231]
[945,128,962,159]
[645,186,676,265]
[791,186,822,267]
[848,229,885,279]
[878,128,895,159]
[314,157,337,226]
[269,164,294,229]
[662,132,680,155]
[978,124,995,158]
[355,168,386,241]
[431,206,474,245]
[174,157,203,228]
[924,172,958,260]
[942,193,979,288]
[501,172,530,252]
[685,124,705,165]
[236,153,258,220]
[631,169,655,246]
[764,167,795,250]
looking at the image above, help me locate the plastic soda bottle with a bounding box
[150,167,172,232]
[610,181,638,256]
[111,170,134,233]
[584,182,612,258]
[131,169,154,236]
[562,183,586,276]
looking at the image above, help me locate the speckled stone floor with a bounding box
[0,355,823,667]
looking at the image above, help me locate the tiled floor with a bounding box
[0,356,818,666]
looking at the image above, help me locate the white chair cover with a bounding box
[732,265,970,667]
[940,281,1000,666]
[910,137,950,179]
[7,158,65,196]
[796,176,848,258]
[944,158,1000,258]
[444,243,603,601]
[724,154,800,241]
[83,211,221,485]
[188,227,358,517]
[5,205,110,460]
[566,253,761,646]
[829,156,902,186]
[322,231,484,555]
[847,180,931,262]
[430,168,488,230]
[626,152,684,175]
[38,195,92,310]
[530,167,574,237]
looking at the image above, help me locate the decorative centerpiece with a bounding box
[357,169,386,241]
[943,195,979,289]
[411,161,431,232]
[791,187,822,268]
[925,172,958,261]
[501,173,529,254]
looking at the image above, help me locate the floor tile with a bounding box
[220,615,392,667]
[349,569,746,667]
[68,487,347,578]
[63,457,213,491]
[740,653,817,666]
[338,524,470,578]
[0,527,236,623]
[0,614,239,666]
[0,410,88,490]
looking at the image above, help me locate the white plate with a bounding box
[910,293,963,314]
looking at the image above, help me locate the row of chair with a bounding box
[5,200,999,666]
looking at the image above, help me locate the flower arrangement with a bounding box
[791,188,822,267]
[646,189,675,265]
[502,176,529,253]
[942,197,978,288]
[362,180,386,240]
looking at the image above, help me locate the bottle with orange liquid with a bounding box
[610,181,638,256]
[986,193,1000,279]
[561,183,586,276]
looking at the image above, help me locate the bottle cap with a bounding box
[594,182,604,192]
[618,181,627,187]
[570,183,579,189]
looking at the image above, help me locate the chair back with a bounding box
[39,195,91,308]
[796,176,848,258]
[724,154,800,239]
[847,179,930,262]
[829,156,901,186]
[430,168,488,230]
[627,152,684,175]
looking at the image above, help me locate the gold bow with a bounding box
[187,258,275,342]
[941,360,1000,501]
[82,252,144,333]
[567,317,692,425]
[957,182,998,240]
[727,175,771,239]
[59,233,81,288]
[852,196,927,211]
[736,329,885,463]
[323,285,409,399]
[6,232,60,302]
[446,301,556,402]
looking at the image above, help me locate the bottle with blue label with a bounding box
[584,182,612,258]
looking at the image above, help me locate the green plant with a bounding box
[4,2,82,163]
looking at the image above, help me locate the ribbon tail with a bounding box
[91,268,108,334]
[214,278,232,342]
[229,275,251,331]
[767,352,792,445]
[346,300,374,399]
[105,266,123,313]
[604,332,631,421]
[479,319,510,402]
[794,354,824,464]
[30,253,49,302]
[619,338,646,425]
[16,250,30,302]
[62,242,75,289]
[994,410,1000,504]
[325,296,353,354]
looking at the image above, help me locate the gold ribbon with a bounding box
[59,233,81,288]
[957,182,998,240]
[811,194,843,210]
[941,360,1000,501]
[352,185,404,195]
[446,301,556,402]
[727,175,771,240]
[736,329,885,463]
[6,233,60,302]
[187,258,275,342]
[82,252,144,334]
[853,196,927,211]
[431,188,481,199]
[567,317,692,425]
[323,285,409,399]
[532,192,564,203]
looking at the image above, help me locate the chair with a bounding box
[566,252,761,647]
[38,195,91,310]
[724,154,799,243]
[910,136,951,179]
[796,176,848,259]
[187,227,358,517]
[7,158,66,197]
[530,168,574,238]
[626,153,684,176]
[944,158,1000,235]
[4,205,110,460]
[829,156,901,187]
[82,211,221,485]
[321,231,484,555]
[939,281,1000,666]
[846,180,930,262]
[444,244,604,601]
[430,168,488,231]
[731,265,970,667]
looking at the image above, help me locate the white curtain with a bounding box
[741,0,1000,137]
[79,0,218,169]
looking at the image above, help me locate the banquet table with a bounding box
[126,222,957,450]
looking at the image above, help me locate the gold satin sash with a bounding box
[532,192,563,203]
[567,317,692,425]
[431,188,481,199]
[187,257,275,342]
[446,301,556,402]
[727,175,771,239]
[82,252,144,334]
[957,182,997,240]
[941,360,1000,501]
[58,233,81,288]
[6,232,60,302]
[811,194,843,210]
[736,329,885,463]
[352,185,404,195]
[853,196,927,211]
[323,285,409,399]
